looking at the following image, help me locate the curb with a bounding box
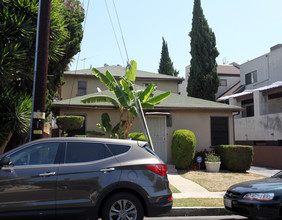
[160,207,232,217]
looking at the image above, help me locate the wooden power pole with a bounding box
[30,0,52,141]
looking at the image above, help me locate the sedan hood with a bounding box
[228,177,282,193]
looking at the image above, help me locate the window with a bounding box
[245,71,257,85]
[242,99,254,117]
[65,142,112,163]
[107,144,130,155]
[210,117,229,146]
[10,142,61,166]
[220,79,227,87]
[77,81,87,96]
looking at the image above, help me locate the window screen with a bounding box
[65,142,112,163]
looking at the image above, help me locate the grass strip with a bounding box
[170,184,181,193]
[173,198,224,207]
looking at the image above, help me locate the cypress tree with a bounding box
[158,37,179,76]
[187,0,219,101]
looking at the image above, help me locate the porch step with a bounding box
[167,164,177,174]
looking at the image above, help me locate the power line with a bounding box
[104,0,125,67]
[69,0,90,104]
[112,0,129,64]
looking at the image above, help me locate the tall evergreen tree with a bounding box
[187,0,219,101]
[158,37,179,76]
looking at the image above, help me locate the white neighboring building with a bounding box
[179,64,240,99]
[219,44,282,146]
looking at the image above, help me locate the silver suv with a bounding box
[0,137,172,220]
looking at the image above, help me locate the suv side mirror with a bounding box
[0,156,10,168]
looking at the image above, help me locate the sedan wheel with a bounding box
[102,192,144,220]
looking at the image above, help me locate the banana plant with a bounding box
[81,60,170,139]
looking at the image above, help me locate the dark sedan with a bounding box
[0,137,172,220]
[224,171,282,220]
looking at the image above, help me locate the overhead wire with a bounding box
[69,0,91,104]
[104,0,125,67]
[112,0,129,64]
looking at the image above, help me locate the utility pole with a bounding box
[30,0,52,141]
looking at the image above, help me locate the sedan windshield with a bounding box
[272,171,282,178]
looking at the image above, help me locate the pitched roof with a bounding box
[65,65,184,82]
[217,65,240,75]
[52,87,242,112]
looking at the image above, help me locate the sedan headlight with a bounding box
[243,193,274,201]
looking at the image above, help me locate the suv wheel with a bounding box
[102,192,144,220]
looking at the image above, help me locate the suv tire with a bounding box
[102,192,144,220]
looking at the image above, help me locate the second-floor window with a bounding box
[220,79,227,87]
[77,81,87,96]
[245,71,257,85]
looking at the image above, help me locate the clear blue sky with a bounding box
[70,0,282,78]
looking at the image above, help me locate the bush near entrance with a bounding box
[215,145,254,172]
[171,130,196,169]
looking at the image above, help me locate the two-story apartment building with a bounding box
[218,44,282,168]
[179,63,241,99]
[60,64,183,100]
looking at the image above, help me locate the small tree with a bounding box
[56,116,85,137]
[81,60,171,139]
[0,88,32,155]
[158,37,179,77]
[187,0,219,101]
[87,113,125,138]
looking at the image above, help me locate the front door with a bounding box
[146,116,167,162]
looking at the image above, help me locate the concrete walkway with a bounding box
[167,166,281,199]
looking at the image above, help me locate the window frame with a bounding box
[245,71,257,85]
[77,80,87,96]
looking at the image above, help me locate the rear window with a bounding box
[65,142,112,163]
[106,144,130,156]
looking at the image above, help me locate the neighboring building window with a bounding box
[210,117,229,146]
[241,99,254,117]
[242,104,254,117]
[245,71,257,85]
[77,81,87,96]
[220,79,227,86]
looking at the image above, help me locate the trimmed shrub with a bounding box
[56,116,85,136]
[128,132,146,141]
[215,145,254,172]
[171,130,196,170]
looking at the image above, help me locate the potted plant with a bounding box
[205,151,221,172]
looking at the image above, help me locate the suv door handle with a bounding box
[39,172,56,177]
[100,168,115,173]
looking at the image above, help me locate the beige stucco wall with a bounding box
[58,107,234,164]
[61,75,179,100]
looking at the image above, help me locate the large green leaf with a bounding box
[106,70,118,85]
[120,78,134,100]
[113,86,130,108]
[147,91,171,104]
[92,68,116,93]
[128,106,138,117]
[141,102,154,109]
[125,60,137,82]
[81,95,119,107]
[139,83,155,103]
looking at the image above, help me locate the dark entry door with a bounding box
[211,117,229,146]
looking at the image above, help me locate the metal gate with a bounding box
[146,116,167,162]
